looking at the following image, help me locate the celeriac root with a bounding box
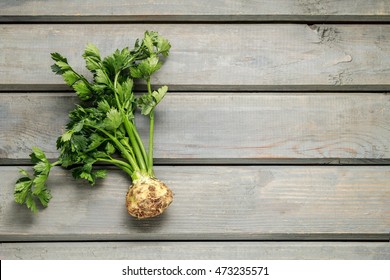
[126,176,173,219]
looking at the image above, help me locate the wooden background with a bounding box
[0,0,389,259]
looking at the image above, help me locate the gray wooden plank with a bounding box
[1,0,389,22]
[1,24,390,91]
[1,165,389,241]
[1,92,390,163]
[1,242,389,260]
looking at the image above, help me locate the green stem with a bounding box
[102,130,140,172]
[50,160,62,167]
[131,124,148,167]
[146,77,152,95]
[146,78,154,177]
[113,70,148,172]
[120,138,135,159]
[148,110,155,177]
[123,118,148,172]
[97,158,133,178]
[113,72,122,110]
[85,124,140,172]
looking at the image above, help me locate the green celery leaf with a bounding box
[152,85,168,104]
[143,32,154,54]
[117,78,134,103]
[94,169,107,179]
[91,151,110,159]
[55,61,71,72]
[82,161,94,173]
[102,47,132,75]
[84,57,102,71]
[137,86,168,115]
[73,81,92,100]
[83,43,101,59]
[95,69,111,86]
[83,43,102,72]
[51,52,68,63]
[61,130,73,142]
[14,178,33,204]
[116,47,131,71]
[71,160,101,185]
[137,94,154,115]
[143,31,171,57]
[97,100,111,113]
[50,52,69,74]
[92,83,106,95]
[51,63,63,75]
[105,142,116,155]
[62,71,79,86]
[59,150,80,167]
[73,121,84,133]
[80,172,94,183]
[37,189,52,207]
[71,134,88,152]
[33,161,51,174]
[130,67,143,79]
[31,147,47,161]
[101,108,122,131]
[130,56,162,79]
[30,146,49,165]
[14,166,52,213]
[71,166,83,179]
[88,133,106,150]
[32,173,48,195]
[138,56,161,78]
[18,168,31,178]
[156,36,171,57]
[26,194,38,213]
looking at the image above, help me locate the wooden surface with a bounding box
[1,1,390,260]
[1,242,390,260]
[1,166,389,242]
[0,0,389,22]
[1,92,390,164]
[1,24,390,91]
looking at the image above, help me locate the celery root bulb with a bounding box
[126,176,173,219]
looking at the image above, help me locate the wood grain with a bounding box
[1,0,389,22]
[1,24,390,91]
[1,1,390,259]
[1,92,390,163]
[1,242,389,260]
[1,166,389,241]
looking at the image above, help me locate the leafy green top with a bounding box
[15,31,171,212]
